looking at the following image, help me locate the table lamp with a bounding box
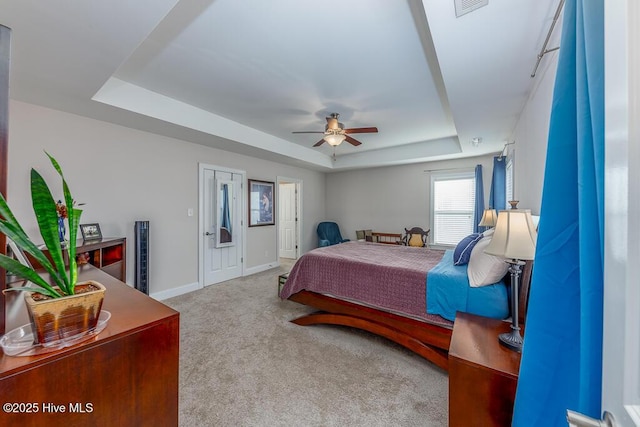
[478,208,498,228]
[483,209,537,352]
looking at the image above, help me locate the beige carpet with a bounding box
[164,261,448,426]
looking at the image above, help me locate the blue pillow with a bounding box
[453,233,483,266]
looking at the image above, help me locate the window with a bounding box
[505,158,514,206]
[430,171,476,246]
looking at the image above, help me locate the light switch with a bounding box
[187,208,194,217]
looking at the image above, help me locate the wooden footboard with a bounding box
[288,291,452,371]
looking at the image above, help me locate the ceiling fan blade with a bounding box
[292,131,324,134]
[344,127,378,134]
[345,135,362,146]
[313,139,326,147]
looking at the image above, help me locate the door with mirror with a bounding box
[202,166,243,286]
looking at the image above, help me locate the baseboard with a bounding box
[151,281,201,301]
[244,261,280,276]
[150,264,280,301]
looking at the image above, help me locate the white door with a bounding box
[201,166,244,286]
[279,182,297,259]
[592,1,640,426]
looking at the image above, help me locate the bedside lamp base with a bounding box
[499,326,523,352]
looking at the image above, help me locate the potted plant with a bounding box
[0,152,105,345]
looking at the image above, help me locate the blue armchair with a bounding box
[317,221,350,247]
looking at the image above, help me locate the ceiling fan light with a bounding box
[324,134,346,146]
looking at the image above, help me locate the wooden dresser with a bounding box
[0,265,179,426]
[448,312,522,426]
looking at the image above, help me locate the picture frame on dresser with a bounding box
[80,223,102,241]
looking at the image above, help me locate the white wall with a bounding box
[510,53,559,214]
[7,100,326,295]
[325,154,496,242]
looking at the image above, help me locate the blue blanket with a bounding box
[426,250,509,321]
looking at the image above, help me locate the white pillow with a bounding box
[467,237,509,287]
[482,228,495,238]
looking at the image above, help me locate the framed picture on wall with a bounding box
[248,179,275,227]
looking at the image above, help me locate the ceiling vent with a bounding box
[454,0,488,17]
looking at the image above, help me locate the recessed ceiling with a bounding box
[0,0,560,171]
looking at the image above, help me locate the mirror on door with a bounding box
[216,179,235,248]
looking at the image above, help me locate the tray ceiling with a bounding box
[1,0,560,171]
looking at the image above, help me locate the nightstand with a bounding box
[448,312,523,427]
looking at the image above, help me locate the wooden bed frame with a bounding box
[287,260,533,371]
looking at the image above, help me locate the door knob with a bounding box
[205,232,214,236]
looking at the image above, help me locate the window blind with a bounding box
[431,173,476,246]
[505,158,514,206]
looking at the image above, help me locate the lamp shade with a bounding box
[478,208,498,227]
[324,134,346,146]
[484,209,537,260]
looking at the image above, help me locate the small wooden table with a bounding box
[371,232,402,244]
[0,264,179,426]
[278,272,289,295]
[448,312,523,426]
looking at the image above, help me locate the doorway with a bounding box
[199,164,245,286]
[277,177,301,260]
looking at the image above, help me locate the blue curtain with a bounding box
[489,157,505,210]
[474,164,484,233]
[512,0,604,425]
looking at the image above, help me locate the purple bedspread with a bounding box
[280,241,448,324]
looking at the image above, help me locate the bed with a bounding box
[279,241,532,371]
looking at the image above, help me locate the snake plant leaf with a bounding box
[45,151,64,179]
[1,153,83,298]
[47,152,80,291]
[4,286,60,297]
[65,194,78,291]
[67,207,82,290]
[0,193,27,237]
[0,254,62,298]
[30,168,70,294]
[0,217,68,291]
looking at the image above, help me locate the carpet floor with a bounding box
[164,261,448,426]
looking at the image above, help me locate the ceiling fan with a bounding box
[292,113,378,147]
